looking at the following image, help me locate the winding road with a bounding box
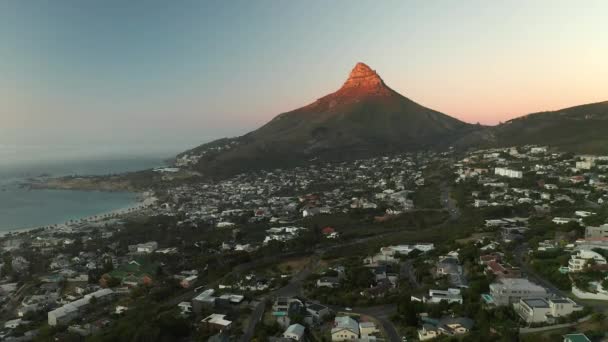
[352,304,400,342]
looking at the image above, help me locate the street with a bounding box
[440,180,460,221]
[353,304,400,342]
[400,259,420,289]
[513,243,571,299]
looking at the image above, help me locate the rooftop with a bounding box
[193,289,215,302]
[332,316,359,334]
[202,314,232,327]
[564,333,592,342]
[285,323,305,336]
[522,298,549,308]
[492,278,546,292]
[549,298,572,304]
[307,303,328,311]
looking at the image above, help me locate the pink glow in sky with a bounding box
[1,0,607,151]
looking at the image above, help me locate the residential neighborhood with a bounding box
[1,146,608,341]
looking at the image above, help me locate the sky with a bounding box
[1,0,607,160]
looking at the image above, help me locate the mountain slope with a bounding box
[252,63,468,147]
[489,101,608,153]
[180,63,477,176]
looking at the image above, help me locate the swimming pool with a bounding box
[482,293,495,304]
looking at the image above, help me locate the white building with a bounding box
[192,289,216,312]
[576,161,594,170]
[178,302,193,315]
[423,288,463,304]
[516,297,583,323]
[180,275,198,288]
[367,243,434,264]
[474,199,488,208]
[115,305,128,315]
[382,244,434,256]
[48,289,114,326]
[575,239,608,252]
[4,319,27,329]
[530,147,547,154]
[575,211,595,218]
[359,322,378,337]
[283,323,305,341]
[553,217,578,225]
[216,221,235,228]
[585,224,608,239]
[128,241,158,254]
[494,167,523,179]
[568,250,607,272]
[489,278,548,306]
[201,313,232,332]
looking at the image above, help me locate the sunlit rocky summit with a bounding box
[335,62,391,96]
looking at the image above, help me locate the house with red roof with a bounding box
[322,227,335,235]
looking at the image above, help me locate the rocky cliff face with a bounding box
[308,63,394,110]
[339,62,388,93]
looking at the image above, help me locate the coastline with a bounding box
[0,156,166,238]
[0,192,157,237]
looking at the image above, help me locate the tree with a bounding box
[1,253,13,278]
[157,311,190,337]
[397,294,424,326]
[346,267,375,289]
[591,312,606,323]
[102,259,114,273]
[33,325,60,342]
[105,276,121,288]
[602,278,608,291]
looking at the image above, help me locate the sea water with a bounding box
[0,157,165,233]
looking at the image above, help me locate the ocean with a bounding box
[0,156,166,233]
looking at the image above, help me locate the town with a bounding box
[1,145,608,342]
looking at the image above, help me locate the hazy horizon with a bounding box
[0,141,206,167]
[2,0,607,155]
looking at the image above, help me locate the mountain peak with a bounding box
[182,61,474,177]
[349,62,376,78]
[339,62,388,94]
